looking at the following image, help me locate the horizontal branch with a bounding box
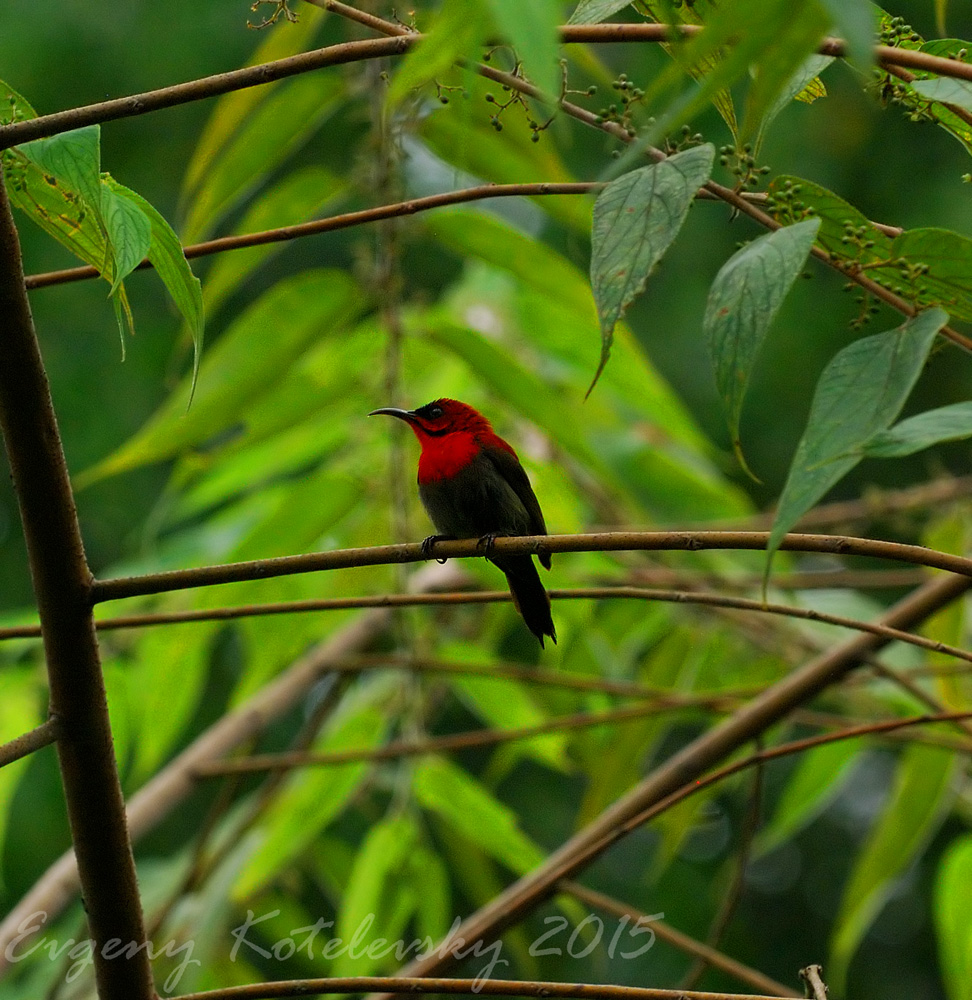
[89,531,972,604]
[0,718,59,769]
[10,582,972,669]
[24,183,603,290]
[194,700,738,777]
[0,36,411,150]
[176,974,790,1000]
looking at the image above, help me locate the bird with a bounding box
[369,398,556,647]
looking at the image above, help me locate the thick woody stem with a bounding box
[0,169,153,1000]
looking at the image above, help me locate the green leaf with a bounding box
[910,77,972,112]
[181,72,344,243]
[104,179,205,395]
[487,0,561,100]
[741,1,832,140]
[766,308,947,580]
[232,687,390,899]
[0,671,40,884]
[202,165,348,320]
[589,144,714,392]
[567,0,633,24]
[935,835,972,1000]
[753,53,834,153]
[936,0,949,36]
[883,227,972,323]
[861,401,972,458]
[818,0,876,69]
[756,740,859,855]
[387,0,490,108]
[20,125,103,228]
[704,217,820,476]
[77,269,360,486]
[413,756,545,874]
[830,745,956,991]
[333,813,421,976]
[100,183,152,295]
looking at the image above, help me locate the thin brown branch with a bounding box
[24,183,602,290]
[0,36,412,150]
[0,717,60,768]
[372,573,970,990]
[8,583,970,669]
[561,883,798,998]
[194,701,738,777]
[0,563,462,970]
[89,531,972,605]
[176,974,792,1000]
[0,169,152,998]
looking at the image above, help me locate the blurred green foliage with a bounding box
[2,2,972,999]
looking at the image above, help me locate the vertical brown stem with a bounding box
[0,168,153,1000]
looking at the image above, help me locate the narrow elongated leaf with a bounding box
[590,144,714,391]
[767,308,947,578]
[333,814,420,976]
[754,54,833,153]
[861,401,972,458]
[704,218,820,475]
[413,756,545,874]
[100,183,152,295]
[567,0,633,24]
[487,0,560,99]
[819,0,876,69]
[830,745,956,991]
[77,269,359,485]
[935,835,972,1000]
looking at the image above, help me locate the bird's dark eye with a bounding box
[427,405,443,419]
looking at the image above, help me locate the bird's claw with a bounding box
[421,534,453,564]
[477,532,501,554]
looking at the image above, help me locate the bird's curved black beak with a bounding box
[369,407,416,423]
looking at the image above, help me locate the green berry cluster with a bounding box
[879,16,921,47]
[718,143,770,190]
[593,73,644,135]
[763,179,812,223]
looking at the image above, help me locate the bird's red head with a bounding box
[369,398,515,481]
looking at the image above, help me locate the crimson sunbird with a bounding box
[369,398,556,647]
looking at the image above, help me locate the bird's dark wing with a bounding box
[482,442,551,569]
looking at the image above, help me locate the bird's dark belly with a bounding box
[419,458,532,539]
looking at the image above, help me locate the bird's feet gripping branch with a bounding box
[370,398,557,648]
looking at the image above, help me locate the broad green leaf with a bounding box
[387,0,490,108]
[233,687,390,899]
[487,0,561,100]
[704,218,820,476]
[100,183,152,295]
[881,227,972,322]
[333,813,421,976]
[756,740,859,855]
[766,308,947,579]
[590,144,714,391]
[568,0,633,24]
[819,0,876,69]
[77,269,360,485]
[935,835,972,1000]
[202,165,348,320]
[413,756,545,874]
[861,402,972,458]
[830,745,957,991]
[20,125,103,229]
[104,178,205,390]
[182,72,344,243]
[910,77,972,113]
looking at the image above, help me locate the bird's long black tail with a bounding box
[495,555,556,648]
